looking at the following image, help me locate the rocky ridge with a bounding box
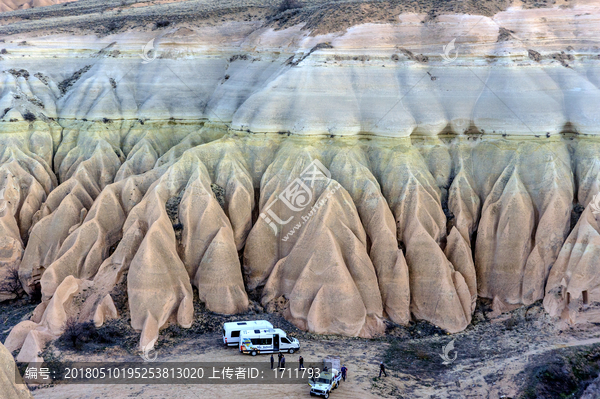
[0,1,599,365]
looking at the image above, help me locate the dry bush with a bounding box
[278,0,302,13]
[0,266,25,299]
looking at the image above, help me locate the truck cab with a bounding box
[239,328,300,356]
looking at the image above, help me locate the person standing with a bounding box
[277,352,282,368]
[270,354,274,369]
[341,365,348,382]
[378,362,387,378]
[280,355,286,370]
[299,356,304,370]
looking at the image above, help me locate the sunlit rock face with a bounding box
[0,342,32,399]
[2,1,600,360]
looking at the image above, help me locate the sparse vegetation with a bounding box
[497,27,515,42]
[23,111,36,121]
[52,317,138,354]
[0,297,39,343]
[398,48,428,63]
[550,51,574,68]
[229,54,249,62]
[0,266,26,300]
[520,345,600,399]
[528,49,542,62]
[211,183,226,209]
[7,69,29,79]
[278,0,302,13]
[34,72,50,85]
[58,65,92,95]
[105,21,123,33]
[155,20,171,29]
[61,318,98,350]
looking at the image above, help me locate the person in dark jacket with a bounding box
[378,362,387,378]
[280,355,286,369]
[341,365,348,381]
[299,356,304,370]
[277,352,282,368]
[270,354,274,369]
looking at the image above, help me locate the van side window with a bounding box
[281,337,291,344]
[231,331,240,338]
[250,338,273,345]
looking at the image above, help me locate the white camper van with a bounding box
[222,320,273,347]
[239,328,300,356]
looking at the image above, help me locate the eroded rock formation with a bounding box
[2,0,600,361]
[0,342,32,399]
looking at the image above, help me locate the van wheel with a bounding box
[251,350,257,356]
[288,348,295,354]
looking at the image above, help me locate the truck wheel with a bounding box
[251,350,257,356]
[310,393,315,397]
[324,393,329,399]
[288,348,295,354]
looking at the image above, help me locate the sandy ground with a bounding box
[30,334,385,399]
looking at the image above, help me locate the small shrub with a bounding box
[505,317,518,330]
[155,20,170,28]
[23,111,36,122]
[229,54,249,62]
[61,319,97,350]
[278,0,302,13]
[173,223,184,231]
[106,21,122,32]
[0,266,25,299]
[211,184,225,209]
[0,49,8,54]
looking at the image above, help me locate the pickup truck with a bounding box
[309,369,341,398]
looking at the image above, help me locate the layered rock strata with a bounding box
[1,1,600,361]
